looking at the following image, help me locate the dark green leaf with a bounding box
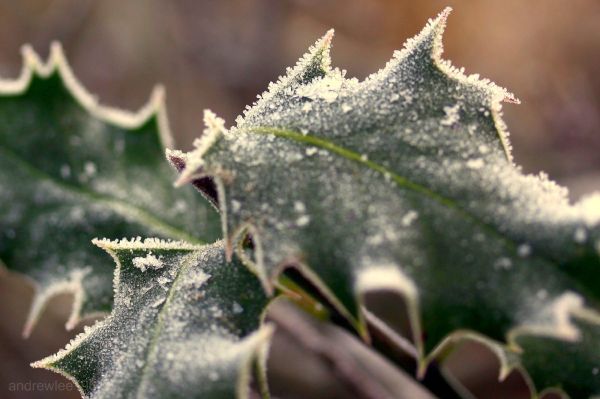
[0,44,221,336]
[32,239,271,399]
[173,8,600,397]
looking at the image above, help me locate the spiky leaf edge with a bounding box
[30,238,275,399]
[170,8,600,398]
[0,42,175,337]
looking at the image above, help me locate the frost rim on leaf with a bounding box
[0,42,174,147]
[31,239,275,399]
[172,6,524,320]
[0,42,179,337]
[171,7,600,398]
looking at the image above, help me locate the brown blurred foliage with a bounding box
[0,1,598,398]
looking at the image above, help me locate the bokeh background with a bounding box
[0,1,598,398]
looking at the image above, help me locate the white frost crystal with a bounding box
[296,215,311,227]
[440,103,460,126]
[84,161,97,176]
[401,210,418,227]
[232,302,244,314]
[517,244,532,257]
[466,158,484,170]
[132,253,164,272]
[296,75,343,103]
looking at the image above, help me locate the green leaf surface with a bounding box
[0,44,221,336]
[33,239,271,399]
[173,8,600,397]
[516,309,600,398]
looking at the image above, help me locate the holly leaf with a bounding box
[0,43,221,336]
[173,8,600,397]
[32,239,272,399]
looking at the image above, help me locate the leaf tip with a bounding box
[150,83,166,103]
[91,237,109,251]
[30,358,51,370]
[21,270,89,338]
[174,173,192,188]
[321,28,335,50]
[20,43,44,73]
[428,6,452,58]
[307,28,334,66]
[21,319,34,339]
[225,237,235,262]
[165,148,188,183]
[174,109,226,187]
[49,41,67,64]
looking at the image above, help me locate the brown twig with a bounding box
[268,301,397,399]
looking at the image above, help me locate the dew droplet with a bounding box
[301,102,313,113]
[296,215,310,227]
[174,199,187,214]
[60,164,71,179]
[84,161,97,176]
[231,200,241,213]
[209,371,219,381]
[232,302,243,314]
[494,257,512,270]
[466,158,484,170]
[294,201,306,213]
[478,144,489,154]
[536,289,548,300]
[517,244,531,258]
[305,147,318,156]
[401,210,418,227]
[574,227,587,244]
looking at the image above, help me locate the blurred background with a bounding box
[0,0,598,398]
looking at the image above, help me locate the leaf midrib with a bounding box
[0,145,204,245]
[135,250,194,398]
[251,126,541,260]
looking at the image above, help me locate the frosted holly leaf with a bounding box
[173,8,600,398]
[0,43,221,337]
[32,239,272,399]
